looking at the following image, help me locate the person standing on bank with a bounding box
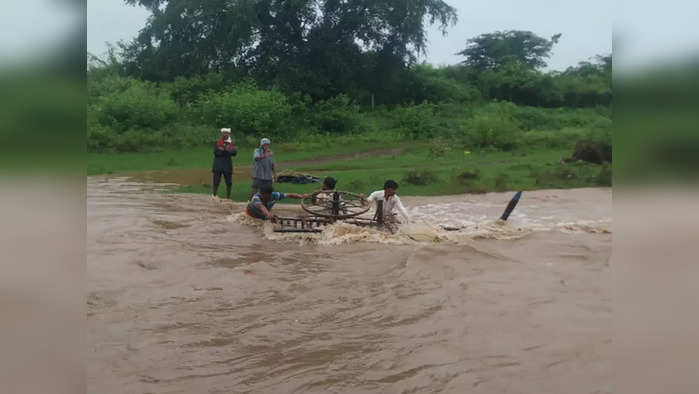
[250,137,277,200]
[212,128,237,200]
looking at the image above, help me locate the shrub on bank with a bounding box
[392,103,439,139]
[86,74,611,153]
[456,169,481,183]
[403,170,439,185]
[464,113,521,151]
[192,82,293,138]
[88,123,215,153]
[311,94,361,133]
[94,80,179,132]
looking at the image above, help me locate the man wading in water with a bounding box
[364,180,411,226]
[250,137,277,200]
[246,184,307,221]
[212,128,237,200]
[312,176,346,214]
[321,176,337,191]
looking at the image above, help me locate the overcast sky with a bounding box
[425,1,612,69]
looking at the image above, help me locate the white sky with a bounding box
[2,1,81,64]
[87,0,151,56]
[423,0,612,70]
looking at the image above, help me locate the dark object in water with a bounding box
[563,140,611,164]
[500,191,522,221]
[277,175,320,184]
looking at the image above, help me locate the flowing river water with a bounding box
[87,176,611,394]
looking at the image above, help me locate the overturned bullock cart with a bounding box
[272,190,388,233]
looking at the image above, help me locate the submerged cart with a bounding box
[272,190,389,233]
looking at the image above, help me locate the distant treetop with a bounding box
[457,30,561,70]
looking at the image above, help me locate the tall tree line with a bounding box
[105,1,610,107]
[120,0,457,102]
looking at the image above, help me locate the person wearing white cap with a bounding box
[212,128,237,199]
[250,137,277,200]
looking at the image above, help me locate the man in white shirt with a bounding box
[365,180,411,224]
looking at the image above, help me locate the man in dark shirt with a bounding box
[212,128,238,200]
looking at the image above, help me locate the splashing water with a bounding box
[229,196,610,245]
[230,212,532,246]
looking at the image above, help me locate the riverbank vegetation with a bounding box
[88,1,611,198]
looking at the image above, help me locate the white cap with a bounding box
[220,128,231,134]
[260,138,271,146]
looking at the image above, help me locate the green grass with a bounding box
[88,133,610,202]
[173,147,609,202]
[87,137,395,175]
[88,146,214,175]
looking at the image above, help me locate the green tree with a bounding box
[457,30,561,70]
[553,54,612,107]
[121,0,457,102]
[192,82,293,137]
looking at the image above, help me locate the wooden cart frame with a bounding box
[272,190,386,233]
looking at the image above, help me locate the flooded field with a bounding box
[88,177,611,393]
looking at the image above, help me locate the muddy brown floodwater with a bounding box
[88,176,611,394]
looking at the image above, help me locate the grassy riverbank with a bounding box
[88,137,609,202]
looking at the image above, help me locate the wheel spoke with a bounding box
[302,190,368,218]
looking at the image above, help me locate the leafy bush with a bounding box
[392,103,439,139]
[312,94,360,133]
[456,169,481,183]
[428,138,453,158]
[193,82,293,138]
[522,127,588,149]
[585,127,612,161]
[458,55,611,108]
[569,141,603,163]
[476,61,550,106]
[165,124,218,149]
[596,163,612,186]
[88,75,138,101]
[165,73,226,106]
[86,70,611,153]
[94,79,179,132]
[111,129,164,152]
[510,106,551,130]
[530,162,601,187]
[464,113,521,150]
[87,122,215,153]
[555,73,611,107]
[407,64,482,104]
[87,125,113,152]
[245,135,260,147]
[403,170,439,185]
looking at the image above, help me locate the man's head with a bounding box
[220,128,231,138]
[260,138,271,149]
[383,179,398,197]
[259,184,274,201]
[322,177,337,190]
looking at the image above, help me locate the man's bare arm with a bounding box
[255,202,273,219]
[285,193,308,199]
